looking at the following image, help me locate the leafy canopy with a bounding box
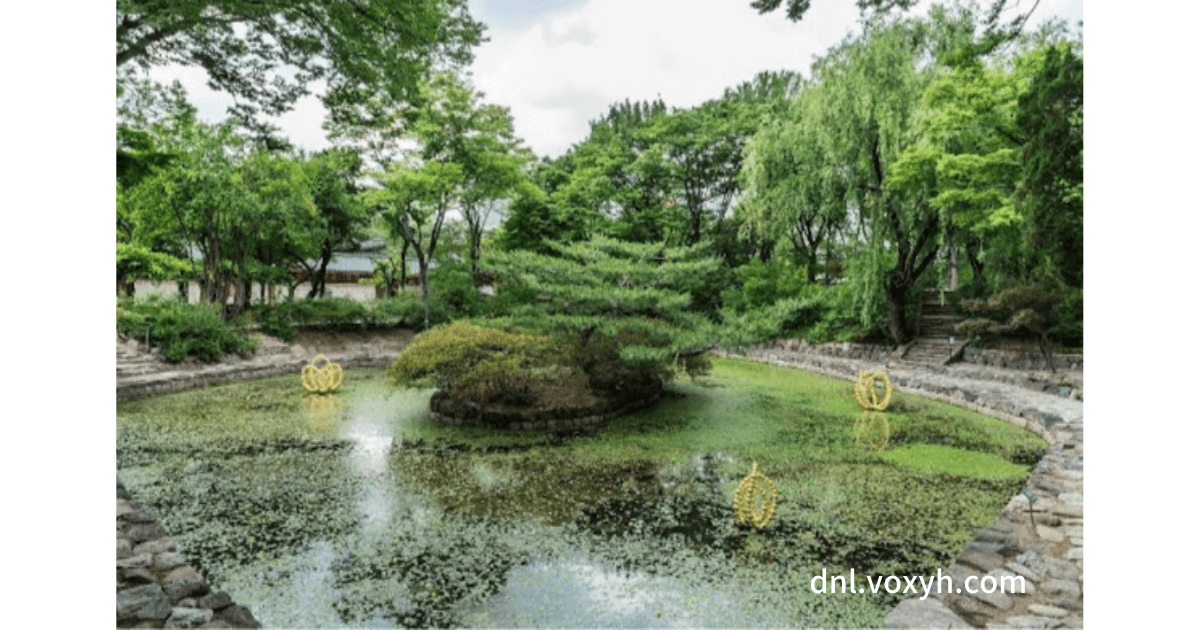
[117,0,485,119]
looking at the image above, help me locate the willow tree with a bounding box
[739,83,848,283]
[743,16,949,345]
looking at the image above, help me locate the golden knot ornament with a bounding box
[734,462,778,529]
[301,354,344,394]
[854,371,893,411]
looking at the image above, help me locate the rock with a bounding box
[215,605,261,628]
[117,499,137,519]
[165,607,214,629]
[127,523,170,543]
[1028,604,1070,618]
[120,566,158,585]
[121,506,158,524]
[958,546,1005,573]
[988,568,1031,596]
[117,553,154,569]
[992,615,1063,628]
[1005,562,1044,584]
[1053,503,1083,518]
[118,584,173,621]
[1040,579,1081,598]
[1057,492,1083,505]
[133,537,177,556]
[118,538,134,560]
[1016,552,1080,580]
[163,566,209,601]
[154,552,186,572]
[1033,513,1062,527]
[1066,547,1083,561]
[1035,525,1064,543]
[198,592,234,611]
[197,620,235,629]
[966,586,1014,611]
[884,598,973,628]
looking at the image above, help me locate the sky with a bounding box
[145,0,1083,160]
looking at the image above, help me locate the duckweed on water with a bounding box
[117,358,1047,628]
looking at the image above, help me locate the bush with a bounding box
[117,296,257,362]
[388,321,556,404]
[369,295,424,325]
[722,259,815,313]
[428,262,483,321]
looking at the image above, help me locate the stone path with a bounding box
[719,342,1083,629]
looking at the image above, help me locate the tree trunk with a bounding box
[419,259,431,331]
[964,233,985,287]
[308,246,332,299]
[885,280,912,346]
[1038,333,1057,374]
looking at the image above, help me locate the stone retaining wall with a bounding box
[118,353,395,403]
[752,337,1083,372]
[743,339,1083,399]
[118,478,261,629]
[428,387,665,432]
[717,345,1084,629]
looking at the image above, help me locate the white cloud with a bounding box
[469,0,867,158]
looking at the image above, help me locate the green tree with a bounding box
[750,0,1042,56]
[739,84,849,283]
[289,150,370,298]
[364,159,463,330]
[122,114,256,307]
[415,73,530,276]
[485,237,722,390]
[799,17,945,345]
[1016,43,1083,289]
[116,0,484,120]
[956,284,1063,371]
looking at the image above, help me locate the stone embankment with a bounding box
[751,338,1083,400]
[117,330,413,402]
[718,342,1083,629]
[118,478,261,628]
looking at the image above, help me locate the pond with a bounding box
[117,359,1046,628]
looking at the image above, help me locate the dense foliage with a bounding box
[117,1,1082,359]
[387,321,554,405]
[117,296,257,362]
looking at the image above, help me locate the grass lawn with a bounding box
[117,356,1046,628]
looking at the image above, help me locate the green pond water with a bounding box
[117,361,1045,628]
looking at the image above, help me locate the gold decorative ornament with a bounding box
[853,411,891,456]
[734,462,778,529]
[854,371,893,411]
[301,354,344,394]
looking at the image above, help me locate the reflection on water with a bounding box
[461,556,786,629]
[303,393,346,430]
